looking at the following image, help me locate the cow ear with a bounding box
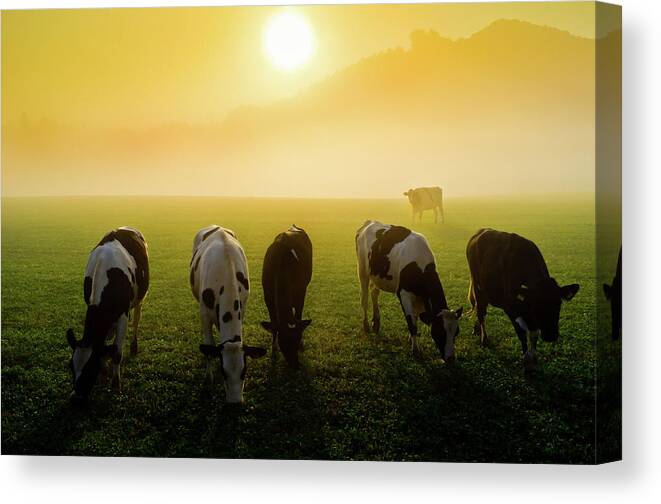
[454,307,463,319]
[298,319,312,330]
[244,346,267,359]
[419,312,433,325]
[102,345,117,357]
[603,283,612,300]
[260,321,274,333]
[66,329,78,349]
[199,344,220,357]
[561,283,580,301]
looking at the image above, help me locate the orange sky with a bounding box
[1,2,615,128]
[1,2,620,197]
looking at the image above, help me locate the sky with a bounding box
[1,2,620,197]
[1,2,615,128]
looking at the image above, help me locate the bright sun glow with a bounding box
[264,10,315,71]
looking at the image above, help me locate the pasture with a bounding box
[1,195,614,462]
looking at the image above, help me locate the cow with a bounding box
[66,227,149,405]
[466,228,580,370]
[403,187,445,223]
[190,225,266,403]
[603,247,622,341]
[356,220,462,361]
[260,225,313,369]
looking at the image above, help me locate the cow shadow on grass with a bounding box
[354,323,594,463]
[190,352,329,460]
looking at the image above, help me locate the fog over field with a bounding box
[2,5,620,198]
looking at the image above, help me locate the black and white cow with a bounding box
[66,227,149,405]
[466,228,580,370]
[261,225,313,369]
[190,225,266,403]
[403,186,444,223]
[356,220,462,361]
[603,247,622,341]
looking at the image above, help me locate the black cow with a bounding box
[261,225,313,369]
[466,228,579,369]
[603,248,622,341]
[67,227,149,404]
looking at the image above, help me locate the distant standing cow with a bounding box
[356,220,462,361]
[66,227,149,405]
[261,225,313,369]
[403,187,444,223]
[603,247,622,341]
[466,228,579,370]
[190,225,266,403]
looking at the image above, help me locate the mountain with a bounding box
[3,20,620,197]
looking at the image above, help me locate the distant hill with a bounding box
[3,20,620,197]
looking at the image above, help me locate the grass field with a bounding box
[1,195,617,462]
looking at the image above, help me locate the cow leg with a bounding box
[439,203,445,224]
[476,300,489,346]
[510,314,539,371]
[130,302,142,356]
[370,284,381,333]
[111,314,128,392]
[528,329,540,368]
[358,264,370,333]
[294,289,306,351]
[398,291,420,357]
[433,207,438,224]
[201,308,215,384]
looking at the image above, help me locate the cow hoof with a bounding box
[372,320,380,334]
[363,320,371,333]
[411,347,423,360]
[480,337,490,348]
[130,341,138,356]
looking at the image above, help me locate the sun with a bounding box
[264,10,315,71]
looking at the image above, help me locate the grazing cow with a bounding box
[466,228,580,370]
[190,225,266,403]
[66,227,149,405]
[356,220,462,361]
[603,247,622,341]
[261,225,313,369]
[403,186,444,223]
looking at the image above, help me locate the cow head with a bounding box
[199,339,266,403]
[603,282,622,340]
[66,328,116,405]
[261,319,311,369]
[515,280,580,342]
[420,307,463,362]
[403,190,412,202]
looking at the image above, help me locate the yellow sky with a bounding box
[2,2,611,129]
[1,2,621,198]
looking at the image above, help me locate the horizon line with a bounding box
[1,192,596,201]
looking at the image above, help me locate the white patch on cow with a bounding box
[291,249,299,261]
[72,347,92,380]
[85,239,138,307]
[515,316,529,332]
[221,342,245,403]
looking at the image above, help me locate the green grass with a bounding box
[1,195,615,462]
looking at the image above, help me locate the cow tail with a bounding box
[467,277,477,315]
